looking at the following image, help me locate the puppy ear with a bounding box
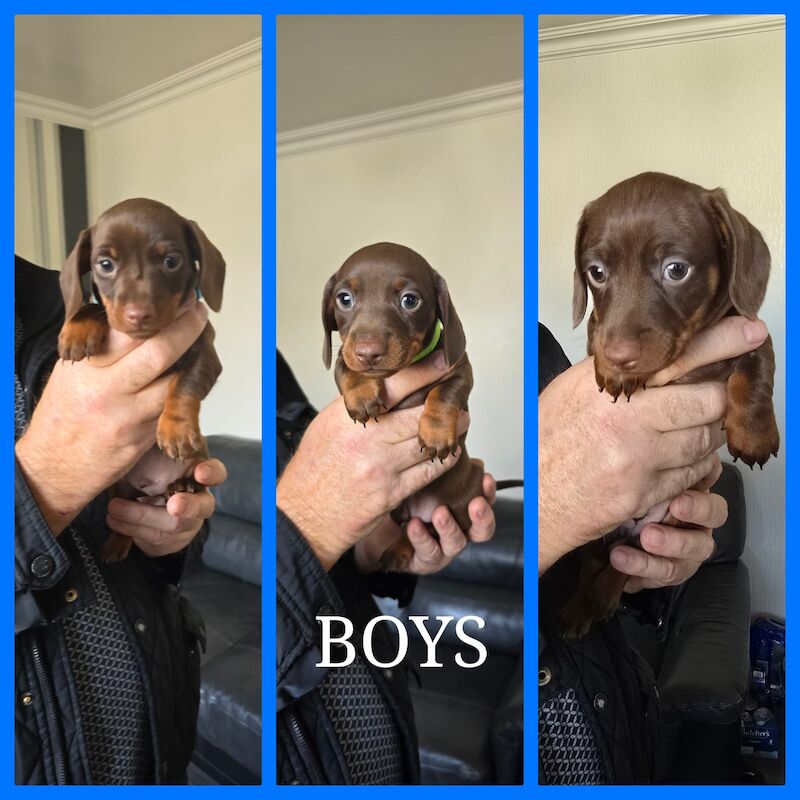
[707,188,770,319]
[60,227,92,321]
[433,270,466,366]
[322,274,338,369]
[185,220,225,312]
[572,209,589,328]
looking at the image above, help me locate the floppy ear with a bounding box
[572,209,589,328]
[706,188,770,319]
[322,274,338,369]
[60,227,92,321]
[185,220,226,312]
[432,270,466,366]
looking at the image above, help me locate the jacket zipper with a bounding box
[30,632,68,785]
[286,708,325,785]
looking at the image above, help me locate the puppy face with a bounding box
[61,198,225,337]
[573,172,770,396]
[322,243,440,374]
[90,200,197,336]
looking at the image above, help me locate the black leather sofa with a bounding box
[182,435,262,785]
[618,462,751,783]
[375,496,524,784]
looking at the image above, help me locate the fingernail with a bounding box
[171,498,187,516]
[195,466,211,483]
[644,526,665,549]
[676,493,694,516]
[477,503,489,519]
[743,320,767,344]
[433,351,446,370]
[611,549,630,568]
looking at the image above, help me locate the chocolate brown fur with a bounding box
[58,198,225,562]
[322,243,483,570]
[561,172,779,637]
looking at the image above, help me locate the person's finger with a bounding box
[668,489,728,530]
[194,458,227,487]
[638,382,728,432]
[610,545,688,586]
[406,518,444,567]
[394,447,461,505]
[693,454,724,492]
[466,496,495,542]
[107,515,198,544]
[654,423,726,469]
[639,523,716,563]
[431,506,468,557]
[380,405,469,445]
[166,489,215,521]
[648,316,768,386]
[383,351,451,408]
[482,473,497,506]
[107,497,185,533]
[639,453,719,516]
[115,302,209,392]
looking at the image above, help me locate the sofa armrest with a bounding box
[658,560,750,724]
[491,659,523,784]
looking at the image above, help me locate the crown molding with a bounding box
[16,37,261,130]
[277,79,523,159]
[539,14,785,62]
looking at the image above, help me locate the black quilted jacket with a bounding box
[14,258,206,784]
[537,324,659,784]
[276,352,421,784]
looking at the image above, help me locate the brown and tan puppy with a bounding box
[560,171,779,637]
[323,242,500,570]
[58,198,225,562]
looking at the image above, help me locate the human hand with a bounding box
[15,302,209,535]
[277,351,467,571]
[538,316,767,574]
[611,455,727,591]
[106,458,227,558]
[354,469,496,574]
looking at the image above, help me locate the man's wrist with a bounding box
[15,437,85,536]
[276,483,350,572]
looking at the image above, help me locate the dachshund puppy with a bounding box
[322,242,492,570]
[58,198,224,561]
[560,171,779,636]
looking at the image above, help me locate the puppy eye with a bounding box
[664,262,691,282]
[164,255,181,270]
[97,258,115,274]
[336,291,354,309]
[587,264,606,286]
[401,293,420,310]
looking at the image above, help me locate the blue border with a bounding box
[5,3,794,796]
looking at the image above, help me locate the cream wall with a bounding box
[14,114,38,262]
[539,23,785,616]
[85,68,262,439]
[278,110,524,484]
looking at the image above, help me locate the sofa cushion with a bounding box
[207,435,261,525]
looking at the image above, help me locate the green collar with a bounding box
[412,319,443,363]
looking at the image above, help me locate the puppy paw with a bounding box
[377,535,415,572]
[594,367,646,403]
[58,314,108,361]
[157,415,206,461]
[418,411,459,462]
[343,383,387,426]
[726,412,780,469]
[558,590,621,639]
[101,532,132,563]
[164,477,201,499]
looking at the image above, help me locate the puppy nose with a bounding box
[603,339,641,369]
[124,305,153,327]
[354,339,386,366]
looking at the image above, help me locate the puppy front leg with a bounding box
[335,356,387,425]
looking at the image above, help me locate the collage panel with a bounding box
[276,14,523,786]
[14,14,262,786]
[538,13,785,786]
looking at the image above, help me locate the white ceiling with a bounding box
[15,15,261,109]
[277,15,523,132]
